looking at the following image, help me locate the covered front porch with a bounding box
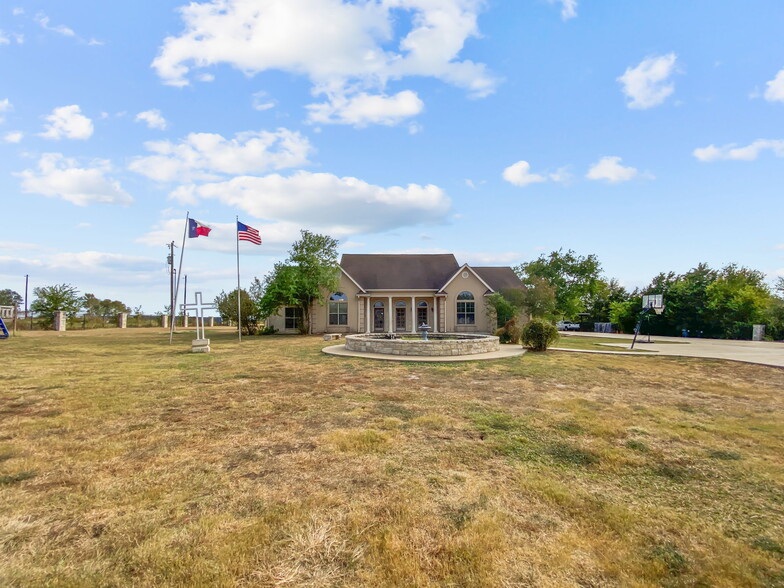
[357,293,445,334]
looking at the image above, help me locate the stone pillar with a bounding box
[752,325,765,341]
[161,314,168,328]
[183,315,189,328]
[118,313,128,329]
[208,316,214,327]
[54,311,66,332]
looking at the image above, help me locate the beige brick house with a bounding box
[266,254,525,335]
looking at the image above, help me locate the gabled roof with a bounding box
[340,254,460,290]
[472,267,525,292]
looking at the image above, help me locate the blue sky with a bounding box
[1,0,783,312]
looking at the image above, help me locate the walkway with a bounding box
[560,332,784,368]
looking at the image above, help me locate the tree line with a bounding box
[505,250,783,340]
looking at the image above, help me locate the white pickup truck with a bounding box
[556,321,581,331]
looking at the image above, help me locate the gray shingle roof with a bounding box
[340,254,460,290]
[472,267,524,292]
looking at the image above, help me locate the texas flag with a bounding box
[188,218,212,238]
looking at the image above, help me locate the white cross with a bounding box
[181,291,217,340]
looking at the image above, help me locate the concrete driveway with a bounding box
[561,332,784,368]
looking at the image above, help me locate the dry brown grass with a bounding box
[1,328,783,586]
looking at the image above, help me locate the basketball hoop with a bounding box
[631,294,664,349]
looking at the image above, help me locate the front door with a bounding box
[417,305,428,327]
[374,307,385,332]
[396,307,406,331]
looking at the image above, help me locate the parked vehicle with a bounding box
[556,320,581,331]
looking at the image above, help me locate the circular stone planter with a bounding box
[344,333,500,357]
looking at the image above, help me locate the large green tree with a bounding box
[515,249,603,320]
[258,230,340,334]
[31,284,82,328]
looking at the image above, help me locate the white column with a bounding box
[387,296,392,332]
[432,297,437,333]
[410,296,416,333]
[366,297,371,333]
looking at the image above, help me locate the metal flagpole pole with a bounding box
[170,212,189,344]
[236,216,242,342]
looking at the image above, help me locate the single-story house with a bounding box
[266,254,525,335]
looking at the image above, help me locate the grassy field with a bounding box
[2,329,783,587]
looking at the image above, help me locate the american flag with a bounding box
[237,221,261,245]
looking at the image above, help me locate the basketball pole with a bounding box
[630,306,652,350]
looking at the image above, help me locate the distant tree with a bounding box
[258,230,340,334]
[82,293,131,321]
[515,249,603,320]
[584,279,629,322]
[31,284,81,328]
[215,280,263,335]
[0,289,22,309]
[706,264,770,338]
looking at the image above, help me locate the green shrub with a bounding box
[520,318,558,351]
[494,317,523,344]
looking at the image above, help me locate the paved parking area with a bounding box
[561,332,784,368]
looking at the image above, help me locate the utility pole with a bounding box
[167,242,176,330]
[24,274,29,319]
[183,275,188,326]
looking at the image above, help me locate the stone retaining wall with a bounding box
[345,334,499,356]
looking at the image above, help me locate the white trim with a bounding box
[439,263,494,294]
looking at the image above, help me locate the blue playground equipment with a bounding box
[0,316,8,339]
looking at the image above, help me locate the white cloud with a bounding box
[252,91,276,111]
[35,13,75,37]
[0,98,11,123]
[17,153,133,206]
[129,128,312,182]
[549,0,577,20]
[4,131,23,143]
[586,156,638,183]
[307,90,424,127]
[764,68,784,102]
[0,251,165,290]
[166,170,452,234]
[618,53,678,110]
[135,109,168,130]
[0,32,7,45]
[12,8,24,16]
[40,105,94,140]
[502,160,547,187]
[548,167,572,184]
[693,139,784,162]
[152,0,498,126]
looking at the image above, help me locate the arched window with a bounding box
[457,291,475,325]
[374,301,384,308]
[328,292,348,325]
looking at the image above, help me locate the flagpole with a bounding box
[169,211,189,344]
[236,216,242,342]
